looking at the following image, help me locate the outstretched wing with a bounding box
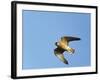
[54,48,68,64]
[61,36,81,42]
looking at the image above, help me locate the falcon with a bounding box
[54,36,81,64]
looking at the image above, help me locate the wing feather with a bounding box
[54,48,68,64]
[61,36,81,42]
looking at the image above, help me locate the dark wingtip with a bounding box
[78,38,81,40]
[76,37,81,40]
[64,60,68,64]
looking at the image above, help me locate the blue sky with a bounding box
[22,10,91,69]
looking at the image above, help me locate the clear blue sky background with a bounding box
[22,10,91,69]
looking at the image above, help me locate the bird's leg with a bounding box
[66,46,75,54]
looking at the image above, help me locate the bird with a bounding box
[54,36,81,64]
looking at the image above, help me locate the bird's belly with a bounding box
[60,45,68,51]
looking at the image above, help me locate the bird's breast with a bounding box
[59,42,68,50]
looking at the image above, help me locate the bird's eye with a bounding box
[55,42,59,46]
[57,42,59,45]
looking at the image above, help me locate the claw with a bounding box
[67,47,75,54]
[70,48,75,53]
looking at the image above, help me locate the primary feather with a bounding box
[54,48,68,64]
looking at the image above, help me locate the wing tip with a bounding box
[77,38,81,40]
[64,60,68,64]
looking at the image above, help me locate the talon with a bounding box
[67,48,75,54]
[71,48,75,53]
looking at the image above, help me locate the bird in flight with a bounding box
[54,36,81,64]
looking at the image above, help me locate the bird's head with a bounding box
[55,42,59,46]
